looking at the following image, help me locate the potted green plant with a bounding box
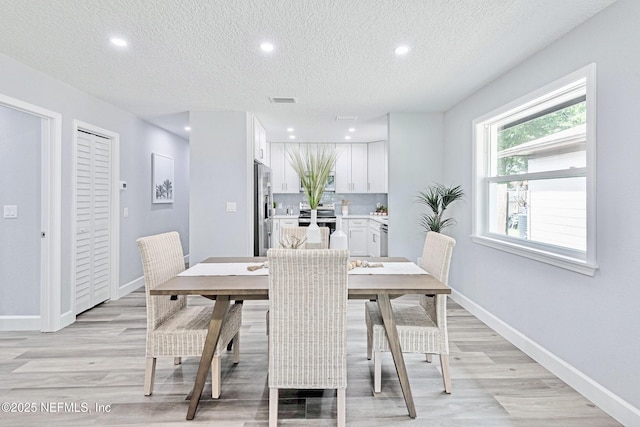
[416,183,464,233]
[287,145,338,247]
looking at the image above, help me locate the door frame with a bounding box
[0,93,61,332]
[71,120,120,317]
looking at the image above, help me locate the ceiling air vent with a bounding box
[269,97,297,104]
[335,115,358,121]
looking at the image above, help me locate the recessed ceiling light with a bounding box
[345,135,352,140]
[348,128,356,132]
[260,42,274,52]
[289,135,296,140]
[287,127,294,132]
[394,45,410,56]
[184,126,191,131]
[110,37,128,47]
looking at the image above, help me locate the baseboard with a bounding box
[0,315,40,331]
[58,309,75,331]
[450,289,640,427]
[116,275,144,299]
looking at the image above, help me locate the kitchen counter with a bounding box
[274,213,388,225]
[340,214,388,224]
[369,215,388,225]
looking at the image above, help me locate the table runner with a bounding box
[178,261,426,276]
[178,263,269,276]
[348,262,427,275]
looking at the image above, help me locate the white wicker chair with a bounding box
[266,226,330,336]
[268,249,349,427]
[280,226,330,249]
[365,231,456,394]
[136,231,242,398]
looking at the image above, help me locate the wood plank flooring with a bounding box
[0,291,620,426]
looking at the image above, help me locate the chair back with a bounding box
[280,226,330,249]
[267,248,349,389]
[419,231,456,285]
[418,231,456,320]
[136,231,187,331]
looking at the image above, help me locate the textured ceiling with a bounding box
[0,0,617,142]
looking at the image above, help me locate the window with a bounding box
[472,64,597,276]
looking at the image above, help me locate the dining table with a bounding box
[149,256,451,420]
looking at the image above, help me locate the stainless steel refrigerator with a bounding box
[254,161,273,256]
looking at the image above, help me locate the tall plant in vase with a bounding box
[287,145,338,248]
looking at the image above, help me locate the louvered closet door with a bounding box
[75,130,112,314]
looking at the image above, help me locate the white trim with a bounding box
[472,64,597,274]
[486,167,587,183]
[71,120,121,316]
[117,275,145,298]
[0,316,41,331]
[450,289,640,427]
[59,309,74,330]
[247,113,255,256]
[0,93,61,332]
[471,235,597,276]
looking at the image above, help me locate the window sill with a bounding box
[471,235,598,276]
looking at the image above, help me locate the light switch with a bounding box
[3,205,18,219]
[123,207,129,218]
[226,202,237,212]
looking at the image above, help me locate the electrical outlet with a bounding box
[226,202,237,212]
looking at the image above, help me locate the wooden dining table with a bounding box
[150,256,451,420]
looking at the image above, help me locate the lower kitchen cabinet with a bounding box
[368,220,381,257]
[345,218,368,256]
[271,218,299,248]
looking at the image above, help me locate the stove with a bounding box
[298,203,337,232]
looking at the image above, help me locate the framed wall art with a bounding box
[152,153,174,204]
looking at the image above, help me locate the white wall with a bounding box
[189,111,253,263]
[0,52,189,324]
[443,0,640,421]
[387,112,444,260]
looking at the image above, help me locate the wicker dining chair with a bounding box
[268,249,349,427]
[266,226,331,336]
[136,231,242,398]
[280,226,330,249]
[365,231,456,394]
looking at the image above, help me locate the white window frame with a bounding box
[472,64,597,276]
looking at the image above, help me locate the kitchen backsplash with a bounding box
[273,193,388,216]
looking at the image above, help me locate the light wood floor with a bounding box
[0,291,620,426]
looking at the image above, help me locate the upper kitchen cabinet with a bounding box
[367,140,387,193]
[253,116,268,165]
[335,143,368,193]
[270,142,300,193]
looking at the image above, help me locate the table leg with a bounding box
[186,295,230,420]
[376,293,417,418]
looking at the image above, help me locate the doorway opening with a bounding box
[0,93,61,332]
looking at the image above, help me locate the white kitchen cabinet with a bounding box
[368,220,381,257]
[335,144,368,193]
[270,143,299,193]
[367,140,387,193]
[271,217,299,248]
[253,116,268,165]
[346,218,368,256]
